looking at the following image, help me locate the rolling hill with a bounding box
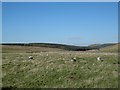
[2,43,96,53]
[99,43,119,53]
[1,42,119,53]
[88,43,117,49]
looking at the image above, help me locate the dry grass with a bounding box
[100,44,119,53]
[2,52,118,88]
[2,45,65,53]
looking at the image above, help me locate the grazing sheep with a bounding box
[71,57,77,62]
[29,56,33,59]
[97,57,101,61]
[97,57,103,62]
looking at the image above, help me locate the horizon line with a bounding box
[0,42,118,46]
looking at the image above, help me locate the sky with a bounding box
[2,2,118,46]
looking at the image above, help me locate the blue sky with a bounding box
[2,2,118,46]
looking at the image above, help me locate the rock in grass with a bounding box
[46,54,49,56]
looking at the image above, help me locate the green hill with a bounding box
[100,43,119,53]
[2,43,95,52]
[2,42,119,53]
[88,43,116,49]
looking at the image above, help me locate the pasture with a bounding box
[2,45,118,88]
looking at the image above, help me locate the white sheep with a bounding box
[97,57,101,61]
[97,57,103,61]
[29,56,33,59]
[71,57,77,62]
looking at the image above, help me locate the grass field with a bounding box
[100,44,119,53]
[2,45,119,88]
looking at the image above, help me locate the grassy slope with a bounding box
[100,44,119,53]
[2,43,86,51]
[2,52,118,88]
[0,45,1,53]
[2,45,65,53]
[2,44,119,88]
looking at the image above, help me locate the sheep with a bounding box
[97,57,101,61]
[71,57,77,62]
[28,56,33,59]
[97,57,103,62]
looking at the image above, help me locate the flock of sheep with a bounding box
[28,54,103,62]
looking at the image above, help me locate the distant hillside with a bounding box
[2,42,119,53]
[2,43,96,51]
[88,43,117,49]
[2,45,65,53]
[99,43,119,53]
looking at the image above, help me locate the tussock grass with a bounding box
[2,52,118,88]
